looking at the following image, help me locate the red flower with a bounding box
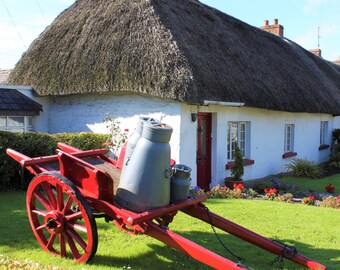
[233,183,244,191]
[308,196,315,201]
[337,195,340,203]
[325,184,335,193]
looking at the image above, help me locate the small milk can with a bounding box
[115,122,173,212]
[170,164,192,202]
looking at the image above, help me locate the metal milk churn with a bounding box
[115,122,173,212]
[170,164,192,202]
[122,116,156,169]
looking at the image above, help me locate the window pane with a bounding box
[8,116,24,127]
[227,124,231,160]
[284,124,294,152]
[28,117,33,127]
[0,117,6,126]
[227,121,250,160]
[320,121,328,145]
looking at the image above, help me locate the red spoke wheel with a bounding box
[26,172,98,263]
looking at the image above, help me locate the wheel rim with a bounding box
[26,172,98,263]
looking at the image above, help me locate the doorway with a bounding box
[196,113,212,190]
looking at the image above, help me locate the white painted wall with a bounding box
[185,104,333,187]
[48,94,182,162]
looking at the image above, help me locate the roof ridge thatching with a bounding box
[7,0,340,114]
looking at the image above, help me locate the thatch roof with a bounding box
[0,69,11,85]
[0,88,42,115]
[7,0,340,115]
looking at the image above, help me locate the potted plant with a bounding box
[225,146,244,189]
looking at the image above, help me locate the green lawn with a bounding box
[0,191,339,269]
[281,174,340,193]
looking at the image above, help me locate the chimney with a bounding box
[260,19,284,37]
[309,49,322,57]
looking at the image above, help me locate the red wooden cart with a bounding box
[6,143,326,269]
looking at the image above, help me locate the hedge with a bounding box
[0,131,110,191]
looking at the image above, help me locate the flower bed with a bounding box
[190,179,340,210]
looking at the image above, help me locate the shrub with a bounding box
[0,131,56,190]
[53,132,110,150]
[0,131,111,191]
[230,146,244,181]
[332,128,340,144]
[285,158,321,178]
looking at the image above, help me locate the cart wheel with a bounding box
[26,172,98,263]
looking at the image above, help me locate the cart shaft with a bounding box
[182,204,326,270]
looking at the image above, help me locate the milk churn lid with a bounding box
[173,164,192,174]
[136,116,158,134]
[142,123,173,143]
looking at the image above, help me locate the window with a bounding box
[227,121,250,160]
[320,121,328,145]
[284,124,295,153]
[0,116,34,132]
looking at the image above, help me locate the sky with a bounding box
[0,0,339,69]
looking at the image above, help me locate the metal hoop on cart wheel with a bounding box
[26,172,98,263]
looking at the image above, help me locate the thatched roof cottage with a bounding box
[7,0,340,187]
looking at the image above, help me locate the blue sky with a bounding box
[0,0,339,68]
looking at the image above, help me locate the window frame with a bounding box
[227,121,250,161]
[0,116,34,132]
[320,121,328,146]
[284,124,295,153]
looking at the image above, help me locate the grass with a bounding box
[0,191,339,269]
[280,174,340,193]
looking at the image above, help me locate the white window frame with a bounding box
[0,116,34,132]
[284,124,295,153]
[227,121,250,160]
[320,121,328,145]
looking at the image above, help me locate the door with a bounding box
[196,113,212,191]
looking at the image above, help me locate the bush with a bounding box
[0,131,111,191]
[53,132,110,150]
[285,158,321,178]
[0,131,56,190]
[230,146,244,181]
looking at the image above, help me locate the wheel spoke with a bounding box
[56,184,64,211]
[67,228,87,251]
[62,196,73,215]
[46,234,56,249]
[59,233,67,257]
[41,182,57,209]
[68,222,87,233]
[33,190,52,211]
[66,232,81,259]
[36,224,47,232]
[32,209,48,217]
[65,211,83,221]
